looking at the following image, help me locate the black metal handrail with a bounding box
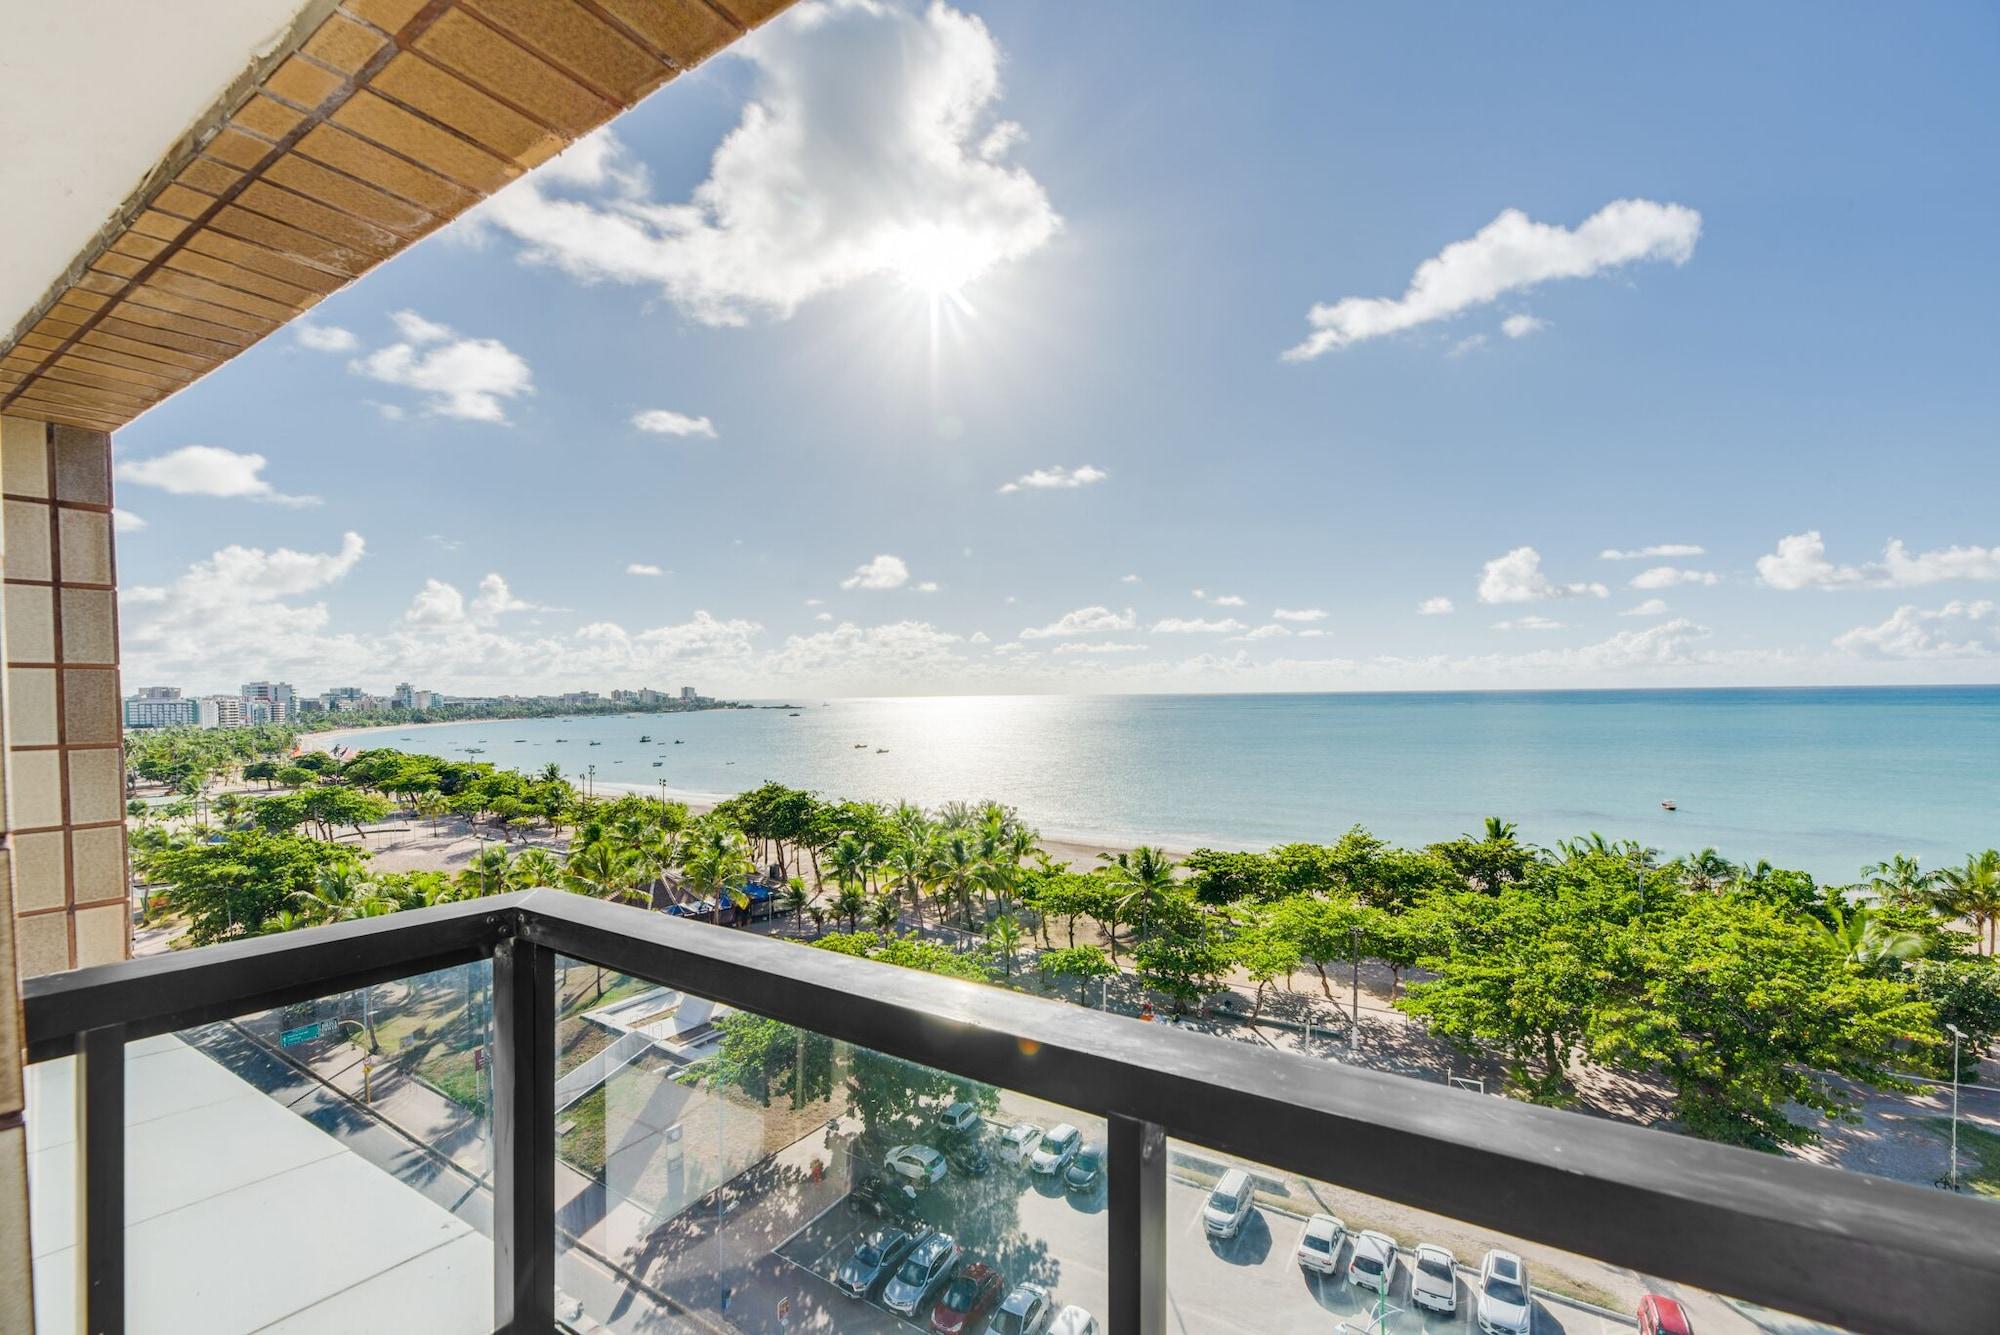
[22,890,2000,1335]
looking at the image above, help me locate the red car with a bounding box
[930,1260,1004,1334]
[1638,1294,1694,1335]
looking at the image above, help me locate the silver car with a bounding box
[1411,1242,1458,1314]
[987,1282,1052,1335]
[1201,1168,1254,1239]
[834,1224,927,1299]
[1029,1122,1081,1175]
[1476,1249,1533,1335]
[882,1232,961,1316]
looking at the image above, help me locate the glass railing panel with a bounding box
[552,955,1108,1333]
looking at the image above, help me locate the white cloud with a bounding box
[915,581,940,593]
[1447,333,1488,357]
[471,0,1059,325]
[998,464,1107,494]
[969,630,990,644]
[1208,594,1247,607]
[1836,601,1997,659]
[1477,547,1608,604]
[1629,566,1721,590]
[1757,531,2000,591]
[1284,198,1701,360]
[1238,623,1292,641]
[1500,313,1548,339]
[295,322,356,352]
[1601,543,1705,560]
[1019,606,1137,639]
[1272,607,1327,622]
[1493,615,1565,632]
[1620,598,1670,617]
[1151,616,1247,634]
[427,534,462,551]
[114,445,319,507]
[1417,596,1455,615]
[1052,641,1148,655]
[632,409,717,438]
[351,312,532,422]
[1119,574,1141,584]
[626,563,665,576]
[803,597,825,606]
[841,553,911,590]
[112,508,146,532]
[814,612,833,621]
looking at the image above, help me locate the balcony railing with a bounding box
[22,889,2000,1335]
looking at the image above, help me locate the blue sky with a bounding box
[111,1,2000,696]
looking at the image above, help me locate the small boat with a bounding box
[853,743,867,749]
[1660,800,1678,811]
[639,734,651,742]
[788,712,800,718]
[652,762,663,768]
[588,741,602,747]
[876,748,889,754]
[674,739,684,745]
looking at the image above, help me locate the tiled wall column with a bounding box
[3,414,129,975]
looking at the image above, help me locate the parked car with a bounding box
[1347,1229,1399,1295]
[930,1260,1004,1334]
[1063,1142,1103,1194]
[937,1100,981,1136]
[986,1282,1052,1335]
[1030,1122,1082,1175]
[1411,1243,1458,1314]
[1476,1249,1534,1335]
[849,1171,918,1218]
[1201,1168,1255,1239]
[835,1224,929,1299]
[1047,1307,1100,1335]
[887,1143,950,1188]
[1638,1294,1694,1335]
[998,1122,1043,1167]
[946,1138,992,1177]
[883,1233,963,1317]
[1294,1212,1346,1274]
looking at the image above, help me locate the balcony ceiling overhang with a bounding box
[0,0,790,432]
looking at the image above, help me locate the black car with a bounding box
[833,1224,929,1298]
[849,1171,919,1218]
[1064,1143,1103,1194]
[946,1139,992,1177]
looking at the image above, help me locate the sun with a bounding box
[890,223,987,302]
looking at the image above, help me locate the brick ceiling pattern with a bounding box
[0,0,790,430]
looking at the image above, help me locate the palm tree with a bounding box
[776,876,818,937]
[936,830,983,928]
[1862,853,1937,908]
[1482,817,1518,843]
[562,840,637,904]
[986,913,1025,977]
[459,845,512,898]
[682,818,756,922]
[869,895,899,934]
[1679,847,1736,894]
[1097,845,1178,946]
[1935,850,2000,954]
[833,884,867,933]
[508,847,564,891]
[293,867,391,924]
[414,788,447,838]
[1812,903,1923,969]
[884,831,935,931]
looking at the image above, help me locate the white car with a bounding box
[1411,1243,1458,1314]
[882,1232,961,1316]
[1295,1212,1346,1274]
[986,1282,1052,1335]
[1346,1229,1398,1295]
[884,1143,948,1188]
[1201,1168,1255,1239]
[1047,1306,1100,1335]
[937,1100,981,1135]
[1029,1122,1082,1175]
[1476,1249,1533,1335]
[998,1122,1043,1167]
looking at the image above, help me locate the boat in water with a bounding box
[1660,800,1678,811]
[639,735,651,742]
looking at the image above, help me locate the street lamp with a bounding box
[1947,1022,1965,1191]
[1349,924,1361,1056]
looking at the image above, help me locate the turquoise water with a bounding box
[327,687,2000,883]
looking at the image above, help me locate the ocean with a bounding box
[325,687,2000,884]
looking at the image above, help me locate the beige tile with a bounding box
[3,500,53,580]
[65,746,126,825]
[57,507,112,584]
[70,823,127,904]
[62,668,120,744]
[2,583,55,661]
[51,427,109,505]
[5,667,59,745]
[0,414,49,497]
[0,863,20,1115]
[73,903,127,966]
[0,1126,31,1334]
[11,831,67,912]
[14,910,71,976]
[58,587,117,664]
[6,747,63,829]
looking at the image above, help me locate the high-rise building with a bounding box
[198,695,245,729]
[240,681,294,722]
[680,685,697,701]
[123,688,199,729]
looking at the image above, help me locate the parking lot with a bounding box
[768,1128,1647,1334]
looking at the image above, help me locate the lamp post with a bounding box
[1947,1022,1965,1190]
[1349,924,1361,1056]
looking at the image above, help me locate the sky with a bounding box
[109,0,2000,698]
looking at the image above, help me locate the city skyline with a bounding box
[104,1,2000,698]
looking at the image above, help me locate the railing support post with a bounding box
[1107,1113,1165,1335]
[492,937,555,1332]
[77,1023,125,1335]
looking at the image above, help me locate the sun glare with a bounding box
[891,223,986,301]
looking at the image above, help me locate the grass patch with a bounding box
[1926,1117,2000,1197]
[560,1085,607,1175]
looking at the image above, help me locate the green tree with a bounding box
[1038,944,1115,1001]
[147,831,363,943]
[1935,851,2000,954]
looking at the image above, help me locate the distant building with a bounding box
[390,682,436,711]
[198,695,244,729]
[318,687,370,712]
[612,688,667,705]
[241,681,294,722]
[680,686,697,702]
[123,688,199,729]
[561,691,601,707]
